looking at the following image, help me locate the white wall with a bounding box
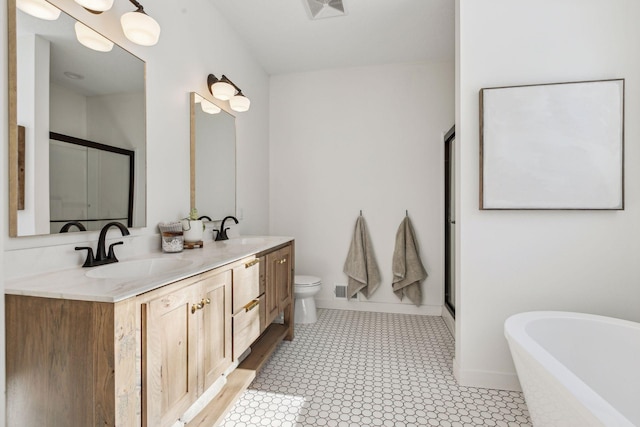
[50,83,87,137]
[16,34,50,235]
[2,0,270,278]
[270,62,454,315]
[455,0,640,390]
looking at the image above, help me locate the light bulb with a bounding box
[121,11,160,46]
[211,81,236,101]
[75,22,114,52]
[229,94,250,112]
[16,0,60,20]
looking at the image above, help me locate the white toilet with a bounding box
[294,275,322,324]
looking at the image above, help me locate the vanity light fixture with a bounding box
[207,74,251,112]
[120,0,161,46]
[75,21,114,52]
[16,0,61,20]
[74,0,114,13]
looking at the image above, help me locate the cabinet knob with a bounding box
[191,300,206,314]
[278,258,287,264]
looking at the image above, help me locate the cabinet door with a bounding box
[275,245,293,311]
[143,284,199,427]
[200,269,232,392]
[265,251,281,325]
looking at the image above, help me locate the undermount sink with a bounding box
[86,258,194,279]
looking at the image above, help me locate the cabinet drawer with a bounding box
[232,299,260,360]
[232,257,260,314]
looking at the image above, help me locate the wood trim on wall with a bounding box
[17,125,25,210]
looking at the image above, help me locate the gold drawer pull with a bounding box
[202,298,211,305]
[244,299,259,312]
[278,258,287,264]
[245,259,259,268]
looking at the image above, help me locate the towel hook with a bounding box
[406,210,409,217]
[360,210,363,216]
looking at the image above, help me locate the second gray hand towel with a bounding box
[343,215,381,299]
[392,216,427,306]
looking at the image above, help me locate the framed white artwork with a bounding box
[480,79,624,210]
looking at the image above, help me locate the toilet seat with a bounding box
[295,275,321,287]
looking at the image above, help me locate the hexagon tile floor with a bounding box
[220,309,531,427]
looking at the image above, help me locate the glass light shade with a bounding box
[201,99,221,115]
[211,81,236,101]
[121,11,161,46]
[74,0,113,12]
[75,22,114,52]
[16,0,61,20]
[229,94,251,112]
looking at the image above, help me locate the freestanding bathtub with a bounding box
[504,311,640,427]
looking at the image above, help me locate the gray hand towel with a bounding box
[392,217,427,306]
[343,216,381,299]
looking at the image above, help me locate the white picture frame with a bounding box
[480,79,624,210]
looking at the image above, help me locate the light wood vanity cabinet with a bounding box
[270,245,293,313]
[5,240,294,427]
[141,268,232,427]
[142,280,201,426]
[200,271,233,391]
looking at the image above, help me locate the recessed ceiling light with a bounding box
[63,71,84,80]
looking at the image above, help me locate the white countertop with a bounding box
[5,236,293,303]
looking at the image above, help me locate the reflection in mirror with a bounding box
[190,92,236,221]
[9,0,146,236]
[49,132,134,233]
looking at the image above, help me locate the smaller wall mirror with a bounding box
[190,92,236,220]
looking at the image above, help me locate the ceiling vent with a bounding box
[303,0,347,20]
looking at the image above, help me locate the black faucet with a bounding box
[198,215,212,221]
[60,221,87,233]
[75,222,130,267]
[214,216,238,241]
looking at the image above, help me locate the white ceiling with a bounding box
[210,0,455,75]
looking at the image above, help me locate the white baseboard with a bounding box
[453,357,522,392]
[316,298,442,316]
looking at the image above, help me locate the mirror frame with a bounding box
[8,0,147,237]
[189,91,236,216]
[9,0,18,236]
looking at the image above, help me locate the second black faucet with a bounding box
[213,216,239,241]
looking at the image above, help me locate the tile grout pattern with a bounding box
[221,309,531,427]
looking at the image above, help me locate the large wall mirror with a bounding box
[8,0,146,237]
[190,92,236,220]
